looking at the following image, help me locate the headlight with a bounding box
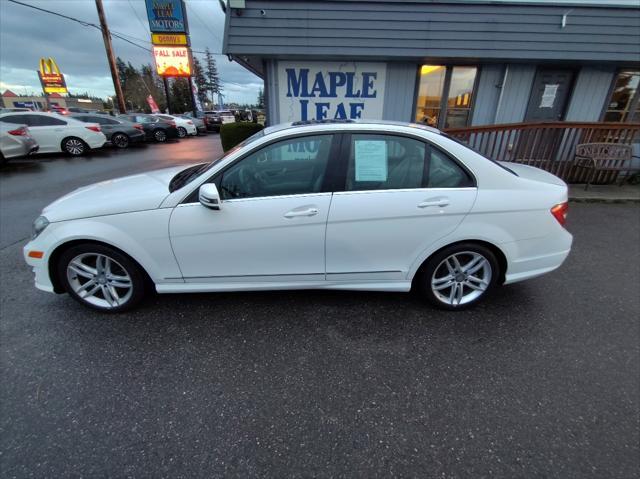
[32,216,49,240]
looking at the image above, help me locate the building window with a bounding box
[604,70,640,123]
[415,65,478,129]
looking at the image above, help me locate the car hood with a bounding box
[43,166,187,222]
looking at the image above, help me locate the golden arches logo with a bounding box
[39,58,61,76]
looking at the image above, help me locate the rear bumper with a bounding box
[502,228,573,284]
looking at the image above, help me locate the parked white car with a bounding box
[154,114,197,138]
[0,123,39,164]
[0,112,106,156]
[24,121,572,312]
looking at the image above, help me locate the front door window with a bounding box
[220,135,334,199]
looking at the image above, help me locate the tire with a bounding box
[58,243,147,313]
[62,137,87,156]
[0,152,6,166]
[111,132,130,149]
[416,242,500,310]
[177,127,187,138]
[153,129,168,142]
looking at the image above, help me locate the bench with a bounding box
[574,143,635,190]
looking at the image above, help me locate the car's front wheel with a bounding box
[58,244,146,312]
[62,137,87,156]
[111,132,130,149]
[177,127,187,138]
[417,243,500,310]
[153,129,167,142]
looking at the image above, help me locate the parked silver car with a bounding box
[0,123,39,164]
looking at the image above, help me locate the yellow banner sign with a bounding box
[38,57,68,94]
[151,33,188,45]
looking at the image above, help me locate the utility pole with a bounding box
[95,0,126,113]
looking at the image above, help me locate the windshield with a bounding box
[168,129,266,192]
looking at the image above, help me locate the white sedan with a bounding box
[0,112,106,156]
[24,121,572,312]
[154,114,197,138]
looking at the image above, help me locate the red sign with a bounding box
[147,95,160,113]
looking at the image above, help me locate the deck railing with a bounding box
[444,121,640,182]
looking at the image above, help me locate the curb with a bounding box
[569,197,640,204]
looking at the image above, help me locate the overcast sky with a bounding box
[0,0,263,104]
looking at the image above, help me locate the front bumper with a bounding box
[23,232,58,293]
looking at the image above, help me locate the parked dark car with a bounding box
[71,114,145,149]
[117,113,179,142]
[202,110,235,132]
[67,107,96,114]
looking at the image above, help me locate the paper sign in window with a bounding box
[539,84,559,108]
[355,140,388,181]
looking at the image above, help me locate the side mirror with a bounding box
[199,183,221,210]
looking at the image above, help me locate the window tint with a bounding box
[345,134,426,191]
[220,135,333,199]
[88,116,117,125]
[33,115,66,126]
[427,147,473,188]
[0,114,30,125]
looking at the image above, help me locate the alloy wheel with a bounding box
[154,130,167,142]
[64,138,85,155]
[177,127,187,138]
[66,253,133,309]
[431,251,492,306]
[112,133,129,148]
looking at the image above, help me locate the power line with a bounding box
[127,0,149,32]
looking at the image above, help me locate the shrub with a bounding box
[220,122,264,152]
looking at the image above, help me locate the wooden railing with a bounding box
[444,121,640,182]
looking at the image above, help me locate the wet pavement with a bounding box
[1,136,638,477]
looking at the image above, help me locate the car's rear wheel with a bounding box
[58,244,146,312]
[111,132,130,149]
[62,137,87,156]
[417,243,500,310]
[153,129,167,142]
[177,127,187,138]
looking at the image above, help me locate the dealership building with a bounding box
[222,0,640,129]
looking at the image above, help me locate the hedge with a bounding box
[220,122,265,152]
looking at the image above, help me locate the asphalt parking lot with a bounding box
[1,136,638,478]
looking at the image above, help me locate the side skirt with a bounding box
[155,280,412,294]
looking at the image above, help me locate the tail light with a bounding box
[85,125,101,133]
[550,202,569,227]
[186,120,193,125]
[167,121,176,127]
[133,124,144,131]
[8,127,28,136]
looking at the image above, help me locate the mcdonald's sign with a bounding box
[37,58,68,94]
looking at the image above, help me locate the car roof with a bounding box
[262,119,441,137]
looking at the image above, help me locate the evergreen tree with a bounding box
[191,56,208,105]
[257,88,265,109]
[169,77,192,113]
[203,47,221,103]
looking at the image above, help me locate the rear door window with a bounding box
[345,134,426,191]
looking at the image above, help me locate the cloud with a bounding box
[0,0,263,104]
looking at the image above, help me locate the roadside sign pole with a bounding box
[188,76,197,115]
[95,0,126,113]
[163,77,171,114]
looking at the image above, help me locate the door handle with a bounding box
[418,198,450,208]
[284,207,319,218]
